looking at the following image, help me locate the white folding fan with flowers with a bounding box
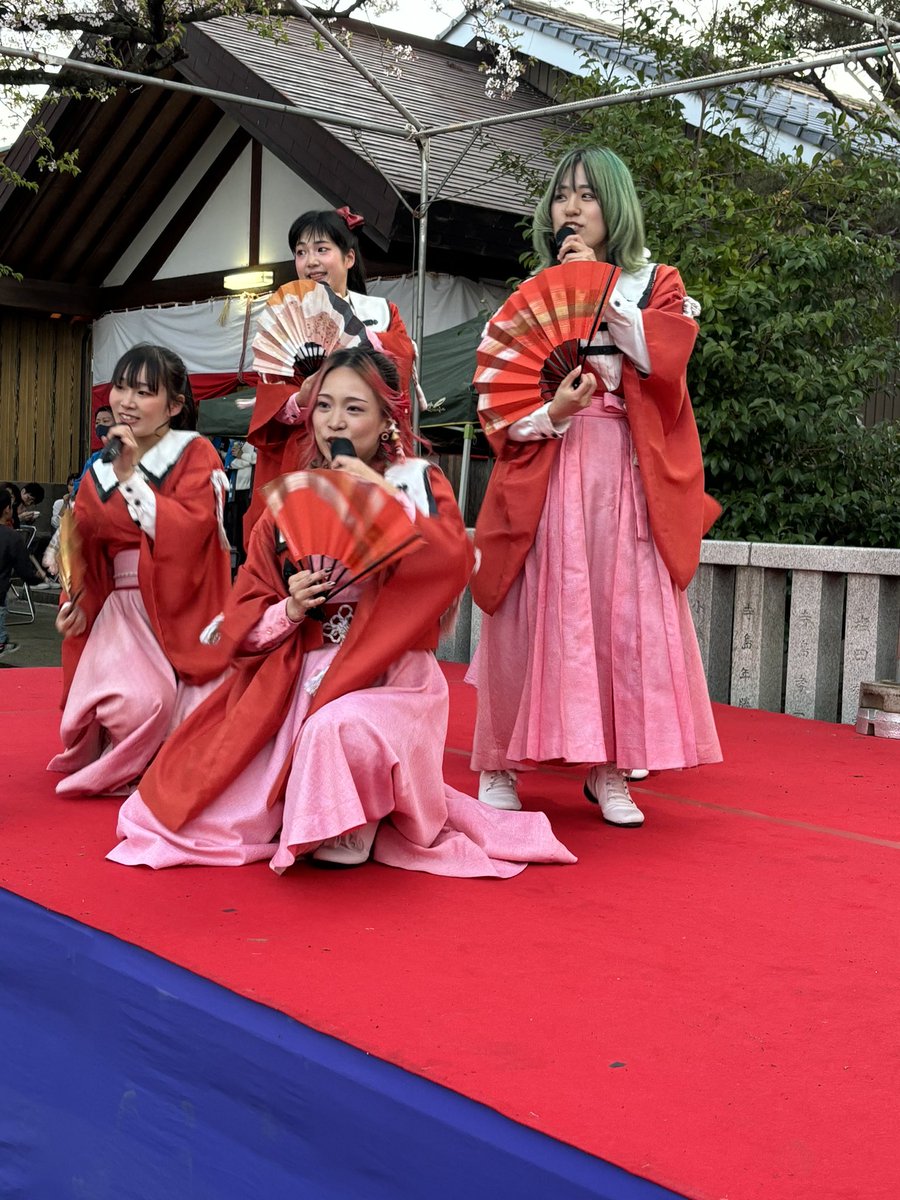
[252,279,372,384]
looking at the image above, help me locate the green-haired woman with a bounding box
[469,147,722,826]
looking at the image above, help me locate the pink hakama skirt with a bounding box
[48,551,224,797]
[469,392,721,774]
[108,640,575,878]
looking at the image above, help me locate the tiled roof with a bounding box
[499,1,849,150]
[197,16,561,215]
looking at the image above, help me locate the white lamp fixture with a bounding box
[223,269,274,292]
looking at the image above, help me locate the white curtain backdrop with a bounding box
[92,274,509,385]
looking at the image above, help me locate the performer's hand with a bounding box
[556,232,598,264]
[330,455,396,492]
[286,569,333,623]
[56,601,87,639]
[548,367,597,423]
[108,424,140,483]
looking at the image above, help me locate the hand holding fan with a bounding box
[263,469,422,608]
[252,279,371,384]
[57,509,85,604]
[474,260,621,435]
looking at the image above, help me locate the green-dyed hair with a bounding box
[532,147,647,273]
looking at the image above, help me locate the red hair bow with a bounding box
[335,205,365,231]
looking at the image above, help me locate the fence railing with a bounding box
[438,540,900,725]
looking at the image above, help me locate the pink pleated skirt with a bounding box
[469,392,721,773]
[108,640,575,878]
[48,550,225,797]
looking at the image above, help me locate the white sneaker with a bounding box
[478,769,521,810]
[312,819,379,868]
[584,765,645,827]
[625,768,649,781]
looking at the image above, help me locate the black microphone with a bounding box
[101,436,123,464]
[329,437,357,460]
[554,224,578,259]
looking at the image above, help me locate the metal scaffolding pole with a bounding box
[412,139,430,437]
[421,38,897,137]
[791,0,900,32]
[0,43,413,139]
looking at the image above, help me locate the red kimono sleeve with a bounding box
[139,510,323,831]
[135,439,234,683]
[622,265,721,589]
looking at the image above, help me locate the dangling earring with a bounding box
[386,420,403,460]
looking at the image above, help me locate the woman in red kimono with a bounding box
[469,147,722,826]
[49,344,232,797]
[245,206,417,536]
[108,347,574,877]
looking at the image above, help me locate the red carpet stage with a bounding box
[1,665,898,1199]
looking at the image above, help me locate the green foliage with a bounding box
[508,16,900,548]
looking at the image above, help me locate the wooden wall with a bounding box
[0,310,91,483]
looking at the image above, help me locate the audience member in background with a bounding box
[226,439,256,562]
[52,474,79,530]
[0,482,22,529]
[18,482,45,526]
[0,486,45,658]
[71,405,115,497]
[45,410,116,577]
[36,472,81,591]
[19,481,55,566]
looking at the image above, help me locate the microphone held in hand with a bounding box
[554,225,577,258]
[101,436,123,464]
[329,437,357,460]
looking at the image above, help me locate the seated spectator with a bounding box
[0,486,45,657]
[52,474,79,530]
[0,482,22,528]
[18,482,46,526]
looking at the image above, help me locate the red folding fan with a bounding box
[474,261,621,435]
[252,279,371,384]
[263,470,423,600]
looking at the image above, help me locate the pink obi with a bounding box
[572,390,627,420]
[113,549,141,591]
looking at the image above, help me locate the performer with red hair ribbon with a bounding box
[108,346,575,878]
[245,206,418,539]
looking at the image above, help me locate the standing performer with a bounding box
[470,147,722,826]
[108,347,575,878]
[49,344,232,797]
[245,206,416,535]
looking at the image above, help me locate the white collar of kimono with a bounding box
[92,429,200,498]
[345,290,391,331]
[613,262,656,308]
[385,458,436,517]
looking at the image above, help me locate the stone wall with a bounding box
[438,540,900,725]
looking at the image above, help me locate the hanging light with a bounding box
[223,269,273,292]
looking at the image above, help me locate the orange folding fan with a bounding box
[474,261,621,435]
[252,279,371,383]
[263,470,422,600]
